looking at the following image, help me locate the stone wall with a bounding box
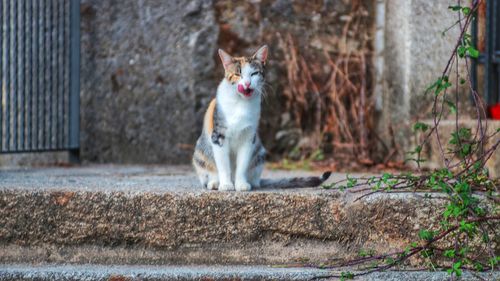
[377,0,471,158]
[79,0,218,164]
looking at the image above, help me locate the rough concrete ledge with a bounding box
[0,165,458,265]
[0,264,329,281]
[0,264,498,281]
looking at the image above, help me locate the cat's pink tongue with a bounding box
[237,84,245,94]
[237,84,253,97]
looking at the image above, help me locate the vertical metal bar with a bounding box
[48,0,53,149]
[494,0,499,104]
[0,0,3,151]
[55,0,60,149]
[485,0,493,106]
[13,0,17,150]
[64,0,69,148]
[57,0,62,148]
[62,0,67,147]
[28,0,33,149]
[5,0,10,151]
[42,0,47,149]
[52,0,57,149]
[68,0,80,152]
[20,0,25,150]
[55,0,59,148]
[37,0,42,150]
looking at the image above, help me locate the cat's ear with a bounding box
[218,49,234,70]
[252,45,268,64]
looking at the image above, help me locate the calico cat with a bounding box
[192,45,331,191]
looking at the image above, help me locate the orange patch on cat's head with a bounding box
[218,46,268,84]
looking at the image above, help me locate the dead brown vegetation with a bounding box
[277,1,377,169]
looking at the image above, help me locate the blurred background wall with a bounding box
[1,0,474,168]
[78,0,376,164]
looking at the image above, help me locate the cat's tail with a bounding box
[259,171,332,189]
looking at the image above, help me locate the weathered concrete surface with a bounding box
[0,264,498,281]
[0,152,71,168]
[0,264,330,281]
[0,165,452,266]
[379,0,470,160]
[79,0,218,164]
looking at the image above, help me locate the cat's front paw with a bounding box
[218,182,235,191]
[235,181,252,192]
[207,180,219,190]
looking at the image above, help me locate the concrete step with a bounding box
[1,264,499,281]
[0,165,485,267]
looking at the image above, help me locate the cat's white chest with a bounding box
[216,80,261,142]
[224,101,259,138]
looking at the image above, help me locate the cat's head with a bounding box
[218,45,268,99]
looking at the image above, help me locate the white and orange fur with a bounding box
[193,45,330,191]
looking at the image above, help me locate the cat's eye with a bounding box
[251,71,260,76]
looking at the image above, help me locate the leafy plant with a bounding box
[312,1,499,279]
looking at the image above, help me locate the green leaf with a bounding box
[322,183,334,190]
[358,248,375,257]
[461,7,471,16]
[421,249,434,258]
[443,203,464,219]
[445,100,457,114]
[460,143,472,157]
[418,229,435,241]
[459,247,469,256]
[346,175,358,188]
[453,261,461,269]
[463,34,472,45]
[311,149,325,161]
[415,145,422,153]
[459,220,476,234]
[447,261,463,277]
[460,78,466,85]
[340,271,354,280]
[489,256,499,268]
[434,76,452,95]
[450,128,472,145]
[474,262,484,271]
[444,249,455,258]
[448,5,462,11]
[457,45,466,58]
[413,122,429,132]
[425,79,440,95]
[467,46,479,58]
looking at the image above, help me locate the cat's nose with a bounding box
[245,81,251,88]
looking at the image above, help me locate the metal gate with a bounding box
[0,0,80,154]
[472,0,500,107]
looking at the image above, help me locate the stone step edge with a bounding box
[0,190,447,266]
[1,264,499,281]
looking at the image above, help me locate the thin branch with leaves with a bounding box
[317,1,499,279]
